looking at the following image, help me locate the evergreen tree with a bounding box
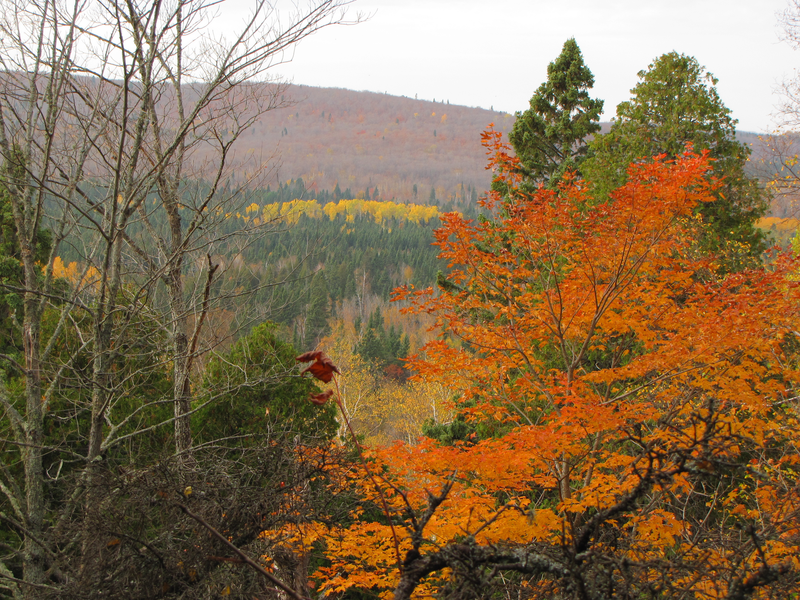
[583,52,767,267]
[196,322,337,446]
[0,181,22,360]
[358,309,385,362]
[357,326,384,364]
[355,308,411,379]
[508,38,603,189]
[303,272,330,349]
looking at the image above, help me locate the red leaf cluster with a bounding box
[296,351,341,383]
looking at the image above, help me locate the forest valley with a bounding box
[2,0,800,598]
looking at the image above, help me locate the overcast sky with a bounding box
[248,0,799,133]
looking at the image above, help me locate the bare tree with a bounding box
[766,0,800,217]
[0,0,356,595]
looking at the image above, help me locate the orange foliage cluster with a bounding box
[757,216,799,246]
[310,131,800,598]
[50,256,101,291]
[758,217,800,231]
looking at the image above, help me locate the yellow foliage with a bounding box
[758,216,799,231]
[51,257,101,292]
[251,198,439,227]
[51,256,79,283]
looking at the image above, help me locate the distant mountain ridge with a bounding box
[237,84,787,214]
[239,84,513,204]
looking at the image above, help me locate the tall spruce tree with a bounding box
[303,272,331,349]
[583,52,767,268]
[508,38,603,189]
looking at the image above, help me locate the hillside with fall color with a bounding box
[5,0,800,592]
[227,84,515,204]
[225,84,797,215]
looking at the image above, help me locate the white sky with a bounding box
[235,0,799,133]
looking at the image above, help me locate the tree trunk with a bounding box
[167,208,193,457]
[21,294,45,597]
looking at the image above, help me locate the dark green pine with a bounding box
[508,38,603,190]
[583,52,768,268]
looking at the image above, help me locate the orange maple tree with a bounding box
[312,130,800,600]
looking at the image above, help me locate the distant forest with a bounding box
[41,84,800,358]
[200,191,483,350]
[218,83,515,205]
[204,83,794,217]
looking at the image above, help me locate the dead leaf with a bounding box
[296,351,340,383]
[308,389,334,405]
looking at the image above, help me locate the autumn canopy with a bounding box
[305,129,800,599]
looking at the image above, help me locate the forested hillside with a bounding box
[209,198,451,348]
[221,84,794,217]
[229,83,513,204]
[3,1,800,598]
